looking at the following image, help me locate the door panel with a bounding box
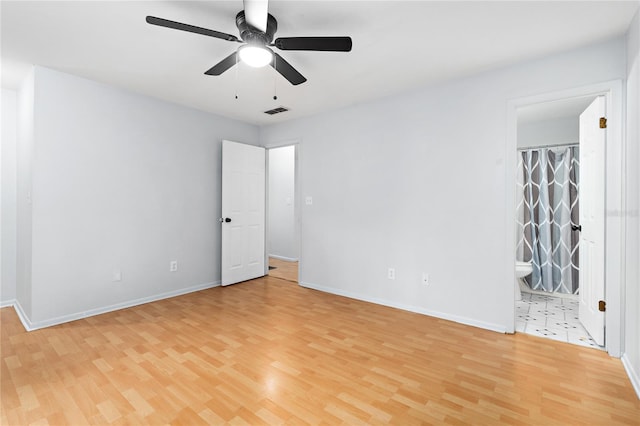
[221,140,266,286]
[578,96,606,346]
[248,225,262,265]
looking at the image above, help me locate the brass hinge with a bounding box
[599,117,607,129]
[598,300,606,312]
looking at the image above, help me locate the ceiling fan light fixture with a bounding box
[239,45,273,68]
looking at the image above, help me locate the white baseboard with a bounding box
[268,254,299,262]
[14,281,221,332]
[299,281,508,334]
[13,300,30,331]
[0,299,16,308]
[621,353,640,400]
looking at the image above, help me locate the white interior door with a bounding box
[221,140,266,286]
[578,96,606,346]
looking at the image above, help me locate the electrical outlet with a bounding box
[170,261,178,272]
[112,270,122,282]
[422,272,429,286]
[388,268,395,280]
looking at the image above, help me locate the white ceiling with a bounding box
[2,1,638,125]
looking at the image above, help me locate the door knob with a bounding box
[219,217,232,223]
[571,224,582,232]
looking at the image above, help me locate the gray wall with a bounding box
[260,37,626,333]
[624,8,640,399]
[14,67,259,328]
[268,145,298,260]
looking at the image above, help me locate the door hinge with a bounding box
[598,300,606,312]
[599,117,607,129]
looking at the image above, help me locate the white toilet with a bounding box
[515,261,533,301]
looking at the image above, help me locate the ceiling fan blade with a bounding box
[274,37,352,52]
[146,16,239,42]
[243,0,268,32]
[271,52,306,85]
[204,52,238,76]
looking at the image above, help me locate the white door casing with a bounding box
[578,96,606,346]
[221,140,266,286]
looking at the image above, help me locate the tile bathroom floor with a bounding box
[516,292,603,349]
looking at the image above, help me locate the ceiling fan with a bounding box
[146,0,352,85]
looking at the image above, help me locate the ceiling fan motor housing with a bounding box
[235,11,278,46]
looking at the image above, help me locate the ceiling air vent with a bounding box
[264,106,289,115]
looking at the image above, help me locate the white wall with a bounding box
[260,37,626,332]
[18,67,258,328]
[268,145,297,260]
[517,116,578,148]
[1,89,18,305]
[623,8,640,398]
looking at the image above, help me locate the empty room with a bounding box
[1,1,639,424]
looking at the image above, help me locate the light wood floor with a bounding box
[2,276,639,425]
[268,257,298,283]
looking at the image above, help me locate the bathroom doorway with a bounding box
[266,144,299,283]
[514,95,604,349]
[507,81,624,357]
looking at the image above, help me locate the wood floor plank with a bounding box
[268,258,298,283]
[1,276,639,424]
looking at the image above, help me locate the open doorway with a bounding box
[507,80,624,357]
[267,144,299,283]
[515,95,602,349]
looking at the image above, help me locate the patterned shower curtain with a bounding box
[516,146,580,294]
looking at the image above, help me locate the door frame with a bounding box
[506,80,624,357]
[264,139,301,281]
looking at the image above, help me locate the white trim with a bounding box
[603,80,625,358]
[14,281,220,332]
[621,353,640,400]
[506,93,518,334]
[300,281,507,334]
[268,254,299,262]
[506,80,625,357]
[13,300,30,331]
[0,299,15,308]
[262,138,300,150]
